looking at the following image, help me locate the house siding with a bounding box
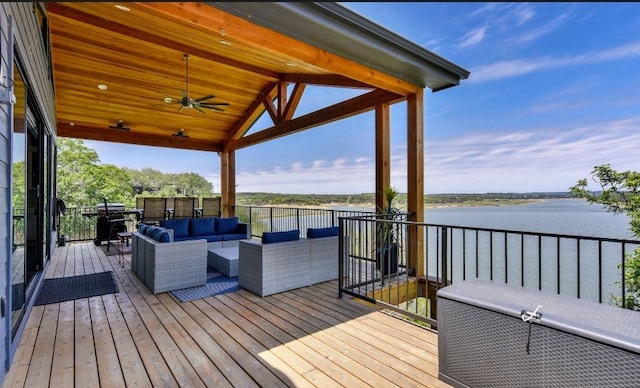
[0,2,57,383]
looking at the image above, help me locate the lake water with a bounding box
[424,198,634,240]
[419,199,638,304]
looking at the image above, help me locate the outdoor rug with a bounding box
[171,266,239,303]
[35,271,119,306]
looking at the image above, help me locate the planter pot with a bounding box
[376,243,398,277]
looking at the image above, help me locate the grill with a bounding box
[93,202,128,246]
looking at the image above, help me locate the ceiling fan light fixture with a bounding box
[161,53,230,114]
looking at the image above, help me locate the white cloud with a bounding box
[458,26,488,48]
[470,41,640,83]
[232,115,640,194]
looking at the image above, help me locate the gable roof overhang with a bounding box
[47,2,469,153]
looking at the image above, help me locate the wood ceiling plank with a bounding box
[47,3,281,81]
[138,2,421,96]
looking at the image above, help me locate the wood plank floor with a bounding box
[3,242,448,388]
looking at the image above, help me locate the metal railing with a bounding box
[55,206,137,243]
[339,216,640,327]
[234,205,375,238]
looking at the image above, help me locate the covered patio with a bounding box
[3,243,445,387]
[2,2,469,385]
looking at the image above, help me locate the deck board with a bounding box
[3,242,448,387]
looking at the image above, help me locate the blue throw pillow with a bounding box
[156,231,172,243]
[216,217,239,234]
[138,223,148,235]
[160,218,189,238]
[152,227,167,241]
[262,230,300,244]
[145,226,157,237]
[307,226,339,238]
[190,217,215,236]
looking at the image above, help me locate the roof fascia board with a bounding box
[207,2,470,91]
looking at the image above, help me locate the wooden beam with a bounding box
[277,82,287,122]
[375,102,391,213]
[406,92,425,277]
[57,123,222,152]
[226,89,403,151]
[283,83,306,121]
[225,83,277,143]
[281,74,372,89]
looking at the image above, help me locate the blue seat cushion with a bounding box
[221,233,247,241]
[216,217,239,234]
[190,217,215,236]
[262,230,300,244]
[174,235,195,242]
[138,223,148,234]
[307,226,339,238]
[197,234,223,242]
[160,218,189,238]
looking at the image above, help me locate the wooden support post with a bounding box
[220,150,236,217]
[407,92,425,277]
[375,102,390,213]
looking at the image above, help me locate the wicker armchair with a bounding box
[131,231,207,294]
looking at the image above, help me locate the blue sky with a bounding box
[86,2,640,194]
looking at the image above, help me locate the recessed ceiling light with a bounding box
[69,122,75,127]
[219,40,231,46]
[285,61,296,67]
[115,4,130,12]
[98,84,108,90]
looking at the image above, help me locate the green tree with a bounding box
[12,160,25,210]
[57,138,132,207]
[570,164,640,310]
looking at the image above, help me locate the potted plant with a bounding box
[376,186,402,277]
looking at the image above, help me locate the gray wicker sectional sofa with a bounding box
[131,228,207,294]
[238,227,339,297]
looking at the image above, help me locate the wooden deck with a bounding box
[3,242,447,388]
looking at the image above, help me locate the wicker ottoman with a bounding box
[207,246,239,278]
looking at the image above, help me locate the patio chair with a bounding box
[102,197,128,252]
[173,197,196,219]
[201,197,221,218]
[141,197,167,225]
[135,196,145,210]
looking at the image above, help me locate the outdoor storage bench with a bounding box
[437,278,640,388]
[131,226,207,294]
[158,216,250,243]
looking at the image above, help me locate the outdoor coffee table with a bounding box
[207,246,239,278]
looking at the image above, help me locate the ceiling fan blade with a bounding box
[194,94,216,102]
[194,106,206,114]
[179,89,187,99]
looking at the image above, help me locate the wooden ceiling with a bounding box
[46,2,428,152]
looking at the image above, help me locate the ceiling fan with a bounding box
[171,129,190,138]
[163,54,230,114]
[108,120,130,131]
